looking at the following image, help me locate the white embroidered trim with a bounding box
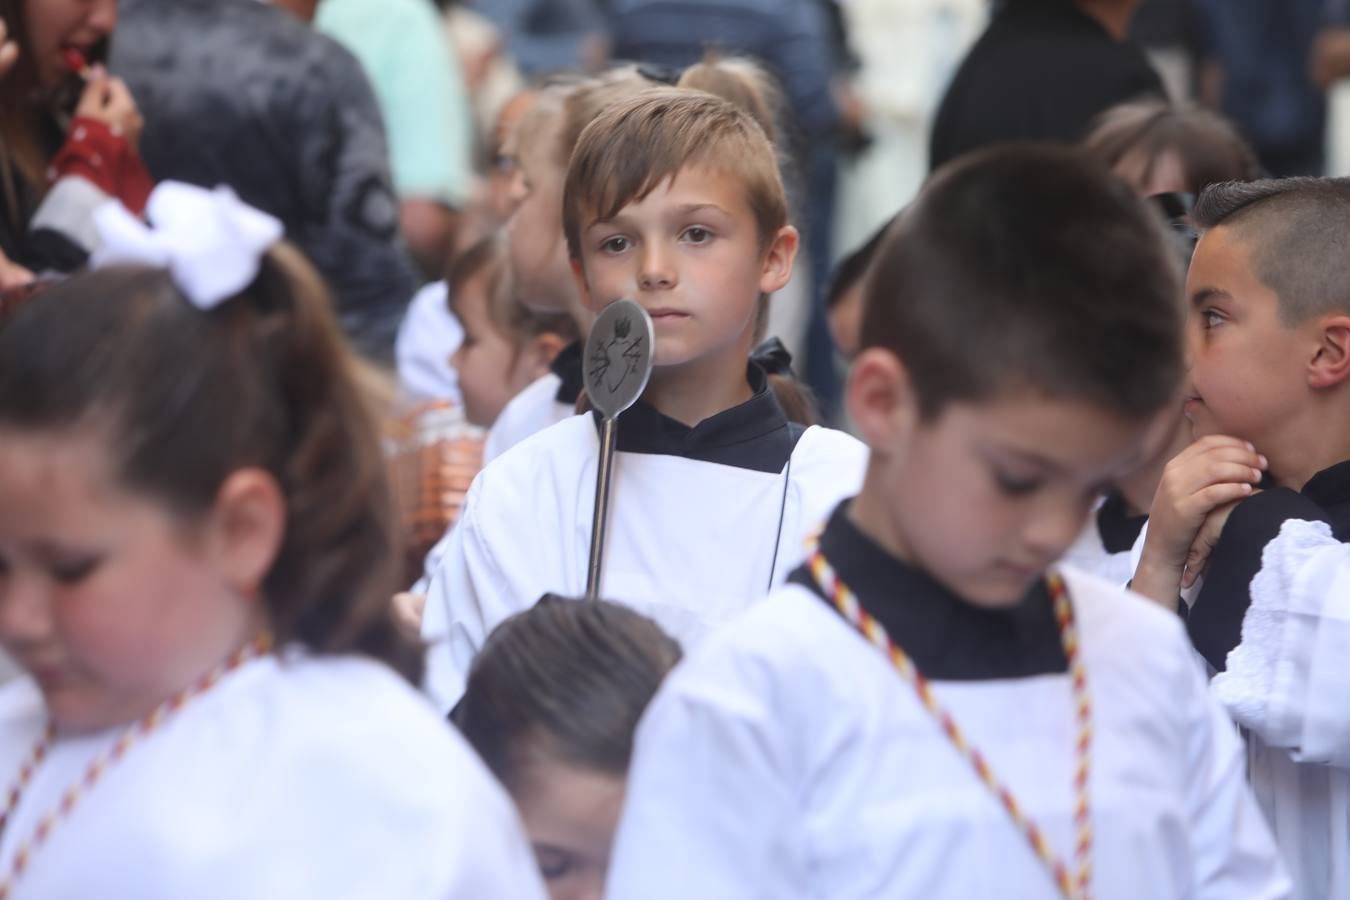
[1213,518,1334,749]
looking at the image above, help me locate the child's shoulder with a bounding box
[131,654,525,897]
[1058,566,1197,678]
[474,412,595,496]
[659,583,867,716]
[214,653,505,819]
[483,372,570,461]
[792,424,869,468]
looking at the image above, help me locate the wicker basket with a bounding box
[387,400,485,585]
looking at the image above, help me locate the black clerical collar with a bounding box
[1301,459,1350,518]
[598,363,802,474]
[1097,491,1148,554]
[789,502,1068,680]
[551,340,583,405]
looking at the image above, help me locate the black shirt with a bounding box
[1187,459,1350,672]
[930,0,1165,172]
[788,501,1068,680]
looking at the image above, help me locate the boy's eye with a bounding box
[599,236,631,254]
[1200,309,1225,330]
[535,849,578,881]
[50,556,99,585]
[992,469,1042,497]
[682,226,713,244]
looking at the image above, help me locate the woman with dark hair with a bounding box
[0,0,150,280]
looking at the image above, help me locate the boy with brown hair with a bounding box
[605,145,1288,899]
[420,88,866,713]
[1133,176,1350,900]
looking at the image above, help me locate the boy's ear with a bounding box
[758,225,799,296]
[847,347,920,454]
[569,258,598,312]
[205,468,286,600]
[1308,314,1350,390]
[520,332,569,381]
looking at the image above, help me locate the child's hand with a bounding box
[0,248,32,291]
[392,592,426,634]
[1132,435,1265,606]
[1180,497,1249,589]
[75,69,145,152]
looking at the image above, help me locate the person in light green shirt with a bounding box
[315,0,474,276]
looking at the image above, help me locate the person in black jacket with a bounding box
[111,0,418,362]
[930,0,1163,172]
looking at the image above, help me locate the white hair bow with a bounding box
[91,181,284,310]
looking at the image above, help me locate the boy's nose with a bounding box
[639,249,676,290]
[1024,500,1091,562]
[0,575,55,651]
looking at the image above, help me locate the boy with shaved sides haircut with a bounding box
[1134,176,1350,900]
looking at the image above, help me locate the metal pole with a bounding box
[586,416,618,600]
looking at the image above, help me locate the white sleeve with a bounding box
[434,756,548,900]
[1181,642,1293,898]
[420,477,518,714]
[605,649,803,899]
[1212,519,1350,767]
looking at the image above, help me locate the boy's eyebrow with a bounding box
[1190,287,1229,308]
[986,443,1066,475]
[673,202,732,216]
[585,202,733,229]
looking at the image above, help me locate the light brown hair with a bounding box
[675,54,782,145]
[447,235,580,351]
[562,88,786,261]
[0,245,422,682]
[1084,99,1262,196]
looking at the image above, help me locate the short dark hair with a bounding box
[1193,177,1350,324]
[827,214,894,311]
[454,597,682,788]
[861,144,1184,420]
[446,234,579,349]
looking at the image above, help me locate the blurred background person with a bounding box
[931,0,1164,172]
[113,0,418,362]
[467,0,609,76]
[1193,0,1327,176]
[316,0,476,279]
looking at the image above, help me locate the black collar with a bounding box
[1097,491,1148,554]
[551,340,583,405]
[597,363,802,473]
[788,502,1068,680]
[1301,458,1350,538]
